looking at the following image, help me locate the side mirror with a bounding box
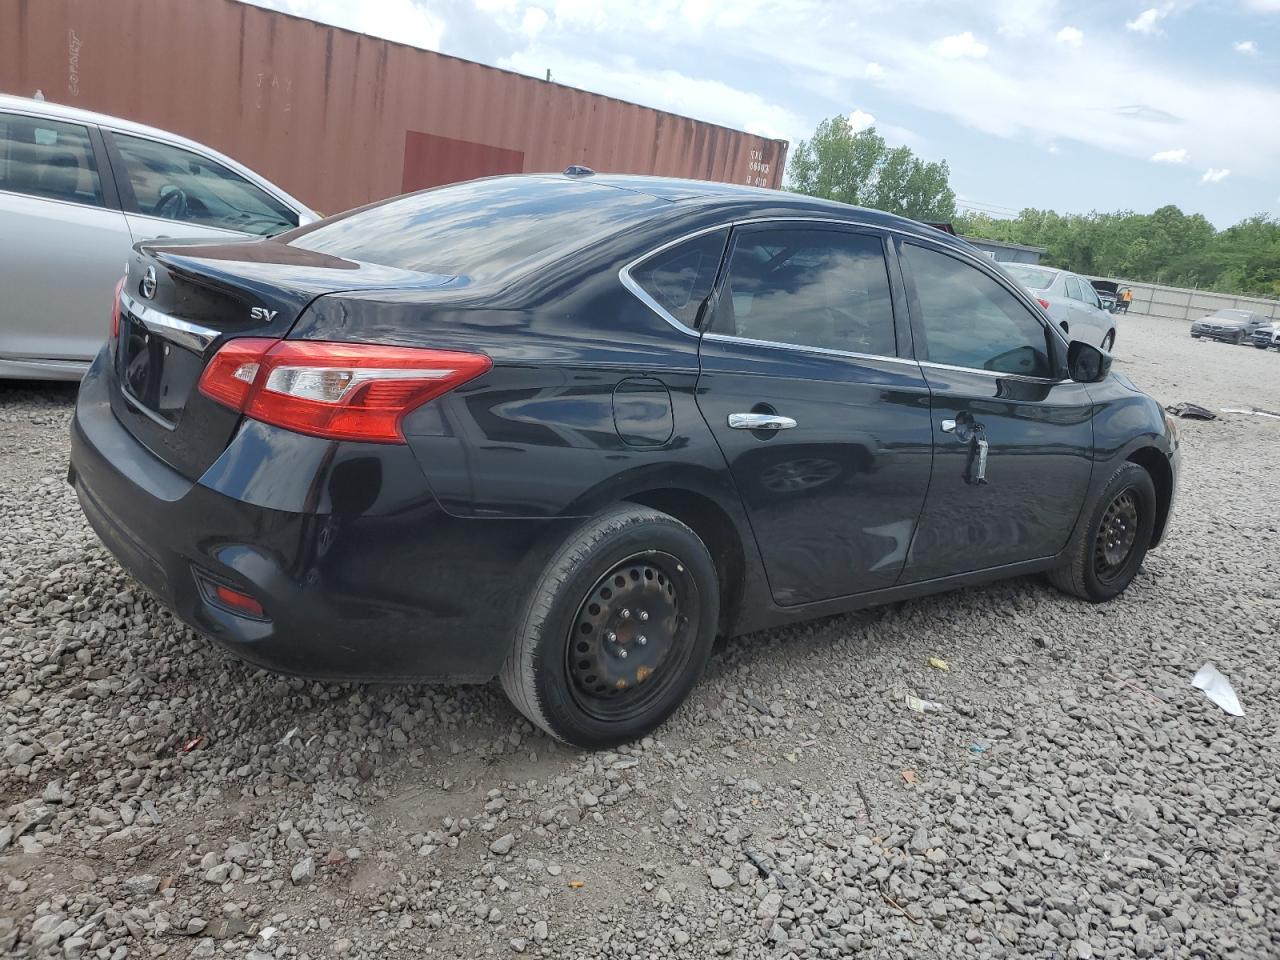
[1068,340,1111,383]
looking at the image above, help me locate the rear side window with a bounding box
[903,242,1053,378]
[629,229,727,329]
[0,113,103,207]
[111,132,298,235]
[711,228,897,358]
[1065,276,1084,301]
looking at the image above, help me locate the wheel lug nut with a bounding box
[606,631,617,643]
[619,608,631,619]
[637,610,649,622]
[618,648,628,659]
[637,635,648,646]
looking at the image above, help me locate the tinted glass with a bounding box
[1003,264,1056,290]
[904,243,1053,378]
[0,113,103,207]
[630,229,727,329]
[112,133,297,235]
[289,178,663,278]
[712,228,896,357]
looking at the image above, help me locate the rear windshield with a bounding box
[1002,264,1057,290]
[286,177,662,278]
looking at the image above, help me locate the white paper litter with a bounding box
[1191,662,1244,717]
[1220,407,1280,420]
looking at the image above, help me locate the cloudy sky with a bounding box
[246,0,1279,227]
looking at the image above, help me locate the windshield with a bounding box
[1212,309,1250,320]
[1002,264,1057,291]
[287,177,663,278]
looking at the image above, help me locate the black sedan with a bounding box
[1190,308,1271,344]
[69,173,1180,747]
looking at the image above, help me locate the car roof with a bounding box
[535,172,981,255]
[0,93,316,217]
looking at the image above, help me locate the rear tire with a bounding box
[1101,330,1115,352]
[500,505,719,748]
[1048,462,1156,603]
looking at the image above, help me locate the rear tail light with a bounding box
[198,340,492,443]
[1036,298,1051,310]
[110,275,126,339]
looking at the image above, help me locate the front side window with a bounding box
[630,229,728,329]
[111,132,297,235]
[903,242,1053,378]
[710,227,897,358]
[0,113,103,207]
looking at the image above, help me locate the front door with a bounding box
[695,223,933,605]
[897,239,1095,583]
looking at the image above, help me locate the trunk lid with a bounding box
[110,237,454,479]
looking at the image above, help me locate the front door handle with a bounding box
[728,413,797,431]
[941,418,957,433]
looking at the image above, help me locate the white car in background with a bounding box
[0,94,317,380]
[1001,263,1117,352]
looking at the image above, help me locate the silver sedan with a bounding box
[0,94,316,380]
[1001,263,1117,351]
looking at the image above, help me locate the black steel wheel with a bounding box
[1047,461,1157,602]
[500,505,719,748]
[565,553,699,724]
[1093,489,1140,583]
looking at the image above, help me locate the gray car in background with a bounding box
[1190,309,1271,345]
[1001,263,1117,351]
[0,94,316,380]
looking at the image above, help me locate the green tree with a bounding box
[787,116,957,221]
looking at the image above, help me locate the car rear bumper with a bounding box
[69,351,565,682]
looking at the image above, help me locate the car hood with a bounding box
[1197,317,1247,328]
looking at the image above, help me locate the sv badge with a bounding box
[250,307,278,323]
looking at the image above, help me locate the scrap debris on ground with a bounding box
[2,315,1278,959]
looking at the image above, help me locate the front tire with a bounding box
[500,505,719,748]
[1048,462,1156,603]
[1101,330,1116,352]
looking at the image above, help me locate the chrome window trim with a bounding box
[619,213,1071,379]
[120,292,220,353]
[702,331,919,368]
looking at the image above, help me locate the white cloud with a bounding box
[1201,167,1231,183]
[521,6,549,37]
[501,48,802,144]
[848,109,876,131]
[1126,8,1165,34]
[1047,143,1060,154]
[243,0,445,50]
[931,31,989,59]
[1234,40,1257,53]
[865,62,885,79]
[995,0,1058,38]
[1151,147,1189,163]
[1055,26,1084,46]
[1243,0,1280,11]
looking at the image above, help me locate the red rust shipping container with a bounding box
[0,0,789,215]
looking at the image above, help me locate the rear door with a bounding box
[0,110,132,366]
[897,239,1094,582]
[103,129,299,244]
[693,222,933,605]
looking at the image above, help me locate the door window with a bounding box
[1064,276,1084,301]
[903,242,1054,378]
[711,228,896,358]
[0,113,103,207]
[629,229,728,329]
[111,132,297,235]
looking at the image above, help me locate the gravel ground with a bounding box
[1,314,1278,960]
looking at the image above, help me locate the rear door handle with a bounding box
[728,413,797,431]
